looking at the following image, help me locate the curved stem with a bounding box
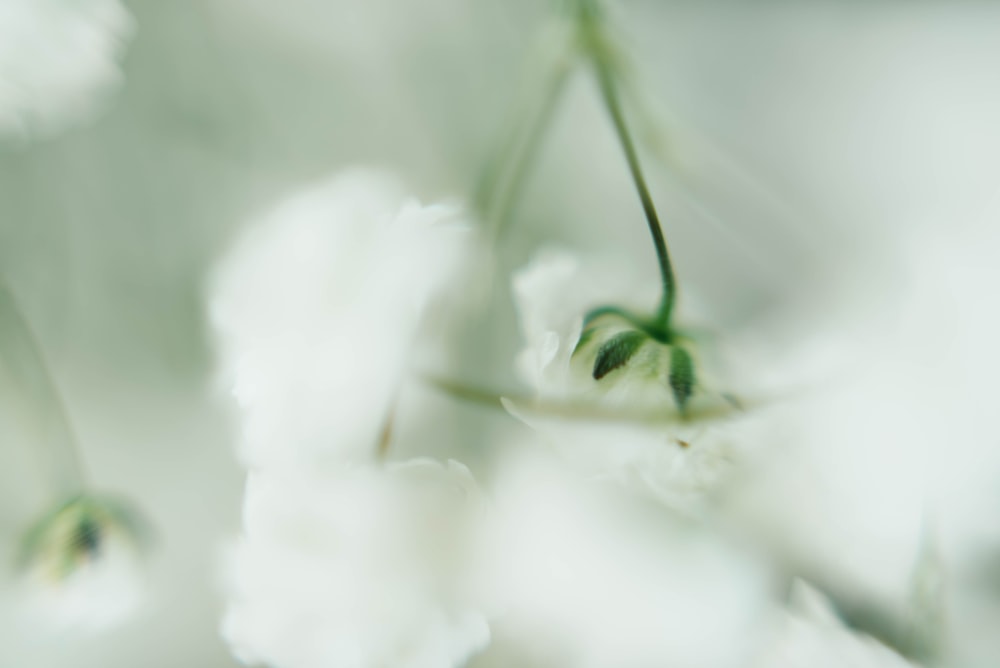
[422,374,507,411]
[579,3,677,326]
[581,305,674,343]
[0,281,86,497]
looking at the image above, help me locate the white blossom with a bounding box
[508,248,742,515]
[474,450,772,668]
[0,0,133,139]
[221,459,489,668]
[209,168,473,470]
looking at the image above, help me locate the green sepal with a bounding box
[17,494,151,580]
[593,330,648,380]
[668,345,695,411]
[574,304,673,360]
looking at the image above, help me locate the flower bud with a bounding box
[17,494,148,632]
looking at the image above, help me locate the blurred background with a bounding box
[3,0,1000,666]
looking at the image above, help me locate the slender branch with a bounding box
[482,53,574,243]
[578,3,677,326]
[375,412,394,461]
[421,373,744,426]
[488,63,571,241]
[422,374,507,411]
[0,281,86,497]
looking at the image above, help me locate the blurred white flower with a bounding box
[0,0,133,139]
[222,459,489,668]
[756,581,916,668]
[474,450,772,668]
[209,168,473,470]
[16,494,147,633]
[508,248,742,515]
[511,249,643,398]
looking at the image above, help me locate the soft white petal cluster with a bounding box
[223,461,489,668]
[212,168,487,668]
[211,171,924,668]
[0,0,133,138]
[210,169,471,470]
[475,450,773,668]
[510,249,738,515]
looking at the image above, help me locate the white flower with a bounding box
[474,450,772,668]
[756,581,917,668]
[0,0,133,139]
[209,168,473,470]
[221,459,489,668]
[508,248,741,515]
[16,494,147,633]
[211,168,487,667]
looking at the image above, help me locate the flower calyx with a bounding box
[573,306,700,414]
[19,493,149,584]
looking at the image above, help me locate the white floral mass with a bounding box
[474,449,773,668]
[508,248,742,516]
[5,1,997,667]
[209,168,473,470]
[222,461,488,668]
[0,0,133,138]
[211,168,488,668]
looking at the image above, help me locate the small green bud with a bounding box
[19,494,148,583]
[16,493,150,632]
[668,346,695,412]
[568,304,729,420]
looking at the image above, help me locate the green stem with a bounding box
[579,2,677,326]
[476,37,575,242]
[0,281,86,498]
[421,373,743,425]
[489,64,571,242]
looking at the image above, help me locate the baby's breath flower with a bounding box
[474,450,771,668]
[209,168,474,470]
[221,459,489,668]
[16,494,147,632]
[509,248,742,515]
[0,0,133,139]
[211,168,488,668]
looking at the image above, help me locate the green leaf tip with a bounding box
[593,330,648,380]
[668,345,695,411]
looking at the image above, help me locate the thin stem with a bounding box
[578,3,677,326]
[0,281,86,497]
[474,21,577,243]
[374,389,402,460]
[421,373,744,425]
[422,374,507,411]
[375,413,394,461]
[485,60,572,242]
